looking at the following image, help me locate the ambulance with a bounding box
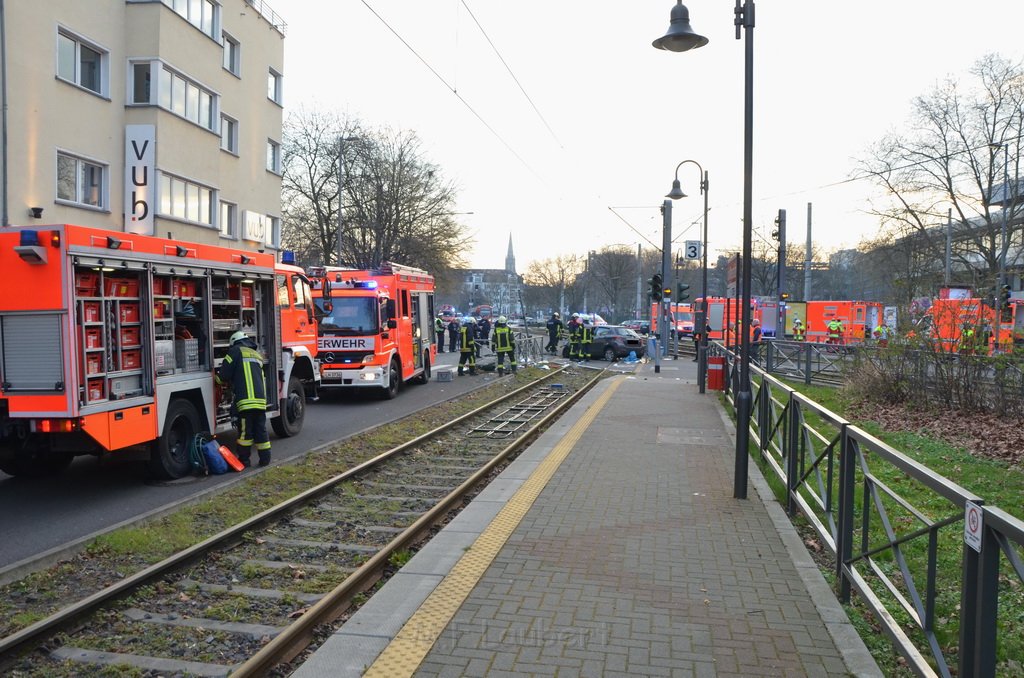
[0,225,320,479]
[803,300,884,344]
[308,263,435,399]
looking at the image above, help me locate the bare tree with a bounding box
[857,54,1024,294]
[523,255,584,314]
[281,109,472,272]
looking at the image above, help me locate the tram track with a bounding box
[1,365,605,677]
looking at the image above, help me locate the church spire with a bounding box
[505,234,516,274]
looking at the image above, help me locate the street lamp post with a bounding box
[667,161,709,393]
[990,142,1010,352]
[655,0,754,499]
[337,135,361,266]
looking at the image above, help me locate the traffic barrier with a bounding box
[707,356,725,390]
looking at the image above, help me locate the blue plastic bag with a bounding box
[202,439,228,474]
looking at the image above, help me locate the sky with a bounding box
[280,1,1024,272]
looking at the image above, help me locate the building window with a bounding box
[56,152,106,209]
[220,114,238,153]
[269,216,281,248]
[150,64,217,130]
[222,32,240,76]
[219,201,237,238]
[56,30,107,96]
[267,68,282,104]
[266,140,281,173]
[161,0,218,39]
[158,172,214,226]
[131,62,153,103]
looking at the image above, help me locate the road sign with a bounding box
[684,240,701,260]
[964,500,983,552]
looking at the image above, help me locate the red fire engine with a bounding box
[0,225,320,479]
[308,263,436,398]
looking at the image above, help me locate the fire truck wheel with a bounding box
[150,399,199,479]
[271,375,305,438]
[415,354,431,384]
[382,358,401,400]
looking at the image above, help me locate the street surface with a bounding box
[0,350,493,571]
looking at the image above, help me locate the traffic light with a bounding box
[1001,284,1012,321]
[677,282,690,301]
[649,273,663,301]
[780,292,790,301]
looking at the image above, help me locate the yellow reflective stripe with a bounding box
[255,441,272,450]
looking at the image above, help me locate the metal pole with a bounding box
[698,170,710,393]
[661,199,672,360]
[337,137,345,266]
[734,0,755,500]
[803,202,812,301]
[944,207,952,286]
[999,144,1009,352]
[635,244,643,320]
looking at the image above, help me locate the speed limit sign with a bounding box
[684,240,701,260]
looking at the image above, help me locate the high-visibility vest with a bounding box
[493,325,514,351]
[460,325,476,352]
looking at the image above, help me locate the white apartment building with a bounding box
[0,0,286,251]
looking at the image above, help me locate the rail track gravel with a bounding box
[0,363,606,677]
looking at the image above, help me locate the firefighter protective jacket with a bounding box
[493,324,514,352]
[216,338,268,412]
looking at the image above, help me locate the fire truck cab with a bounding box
[0,225,319,479]
[309,263,435,399]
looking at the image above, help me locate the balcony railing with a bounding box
[245,0,287,35]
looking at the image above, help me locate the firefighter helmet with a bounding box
[553,312,560,318]
[497,315,507,324]
[572,312,580,318]
[229,331,248,345]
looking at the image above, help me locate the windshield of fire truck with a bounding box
[315,297,379,335]
[674,311,694,324]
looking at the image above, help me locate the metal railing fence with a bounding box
[710,342,1024,677]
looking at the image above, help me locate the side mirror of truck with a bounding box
[322,278,332,303]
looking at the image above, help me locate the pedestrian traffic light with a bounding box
[677,282,690,301]
[649,273,663,301]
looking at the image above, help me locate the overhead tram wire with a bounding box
[361,0,545,184]
[459,0,564,149]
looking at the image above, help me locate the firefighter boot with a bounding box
[469,366,477,376]
[458,366,464,376]
[236,446,252,468]
[512,365,517,374]
[497,366,504,376]
[258,450,271,468]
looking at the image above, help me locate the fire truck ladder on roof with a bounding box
[469,387,569,439]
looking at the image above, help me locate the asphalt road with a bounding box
[0,349,507,572]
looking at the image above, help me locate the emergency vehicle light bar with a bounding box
[15,229,59,265]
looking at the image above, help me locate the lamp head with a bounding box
[666,179,687,200]
[652,1,709,53]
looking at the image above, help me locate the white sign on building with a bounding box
[242,210,269,244]
[124,125,155,235]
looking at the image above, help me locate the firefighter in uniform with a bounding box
[434,315,446,353]
[792,317,805,341]
[545,312,563,354]
[491,316,517,375]
[827,318,843,345]
[579,318,593,362]
[458,318,477,376]
[567,313,583,360]
[959,323,976,355]
[215,331,271,468]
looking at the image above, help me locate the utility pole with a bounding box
[803,202,813,301]
[775,208,786,334]
[635,244,643,320]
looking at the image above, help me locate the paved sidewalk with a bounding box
[295,360,880,677]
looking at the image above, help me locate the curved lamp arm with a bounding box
[667,159,706,199]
